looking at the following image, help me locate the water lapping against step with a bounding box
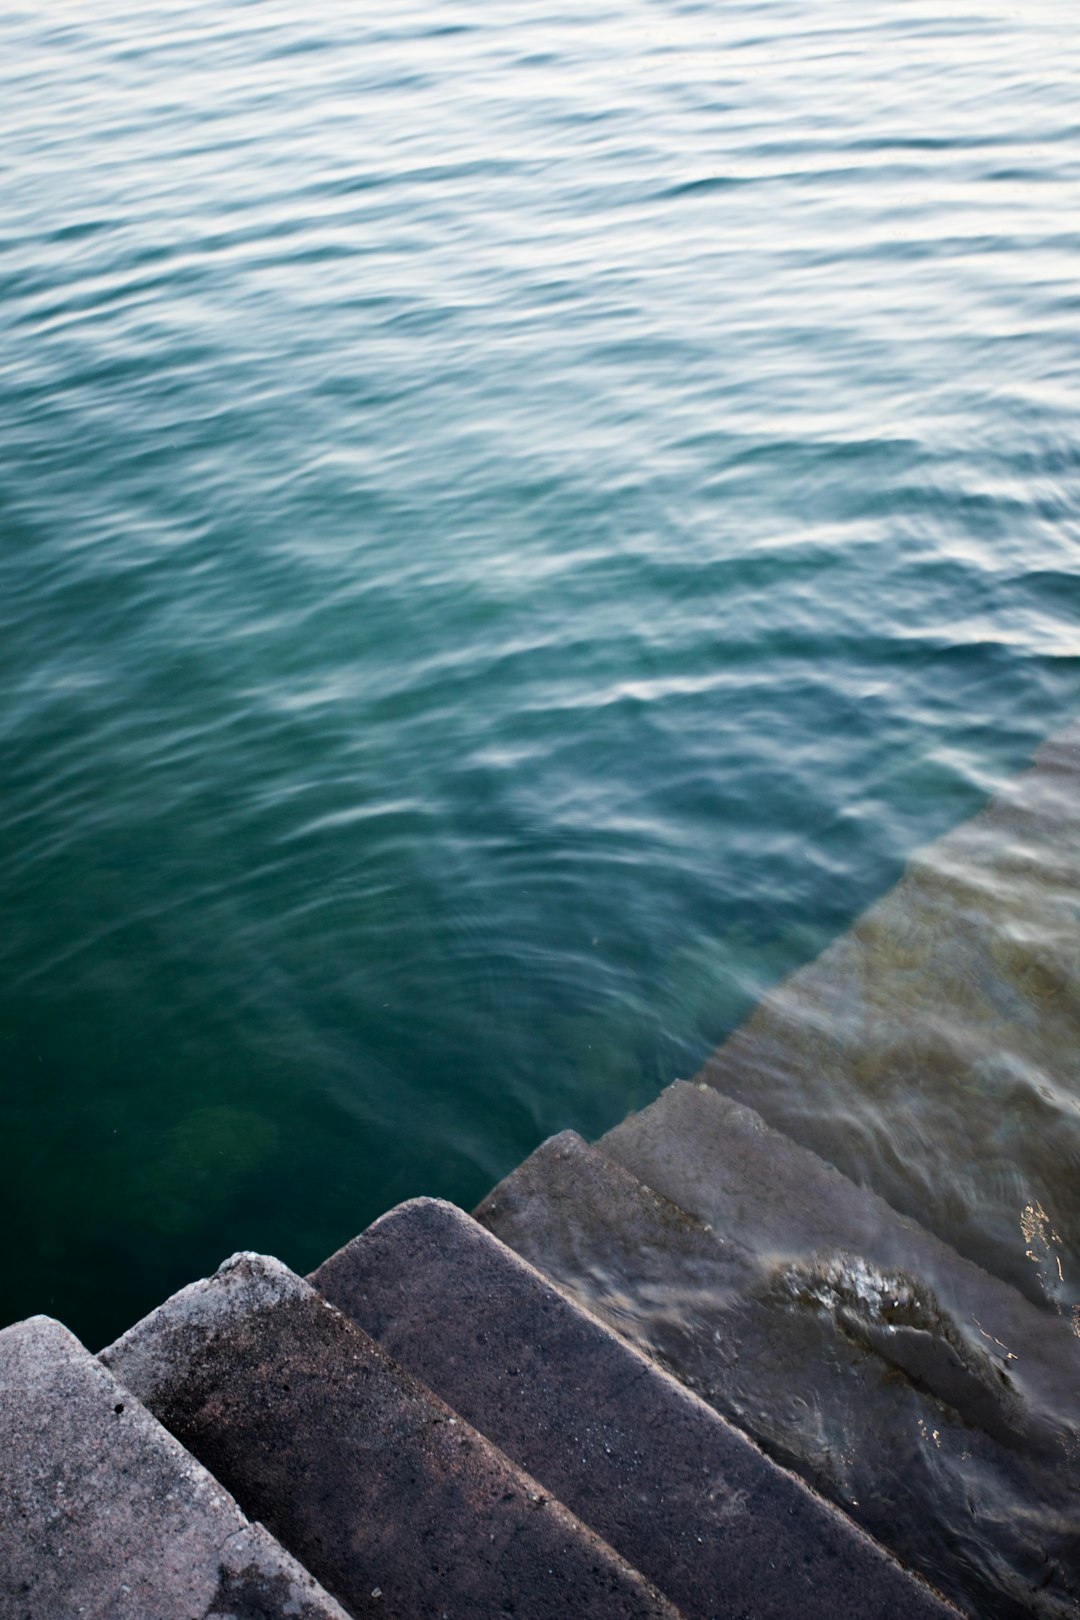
[609,722,1080,1617]
[770,1251,1062,1459]
[2,0,1080,1349]
[700,721,1080,1322]
[478,1105,1080,1619]
[484,715,1080,1618]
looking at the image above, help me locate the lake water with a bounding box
[2,0,1078,1353]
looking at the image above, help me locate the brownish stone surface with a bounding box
[101,1252,682,1620]
[697,722,1080,1312]
[312,1195,960,1620]
[0,1315,350,1620]
[476,1127,1080,1620]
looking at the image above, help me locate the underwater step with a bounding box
[0,1314,350,1620]
[475,1127,1080,1620]
[100,1251,683,1620]
[311,1195,960,1620]
[697,720,1080,1312]
[600,1081,1080,1423]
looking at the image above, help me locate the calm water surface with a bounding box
[2,0,1079,1351]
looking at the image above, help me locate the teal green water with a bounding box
[2,0,1078,1350]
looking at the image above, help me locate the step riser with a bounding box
[312,1196,960,1620]
[476,1130,1080,1620]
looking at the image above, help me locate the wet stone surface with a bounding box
[477,1126,1080,1620]
[313,1195,960,1620]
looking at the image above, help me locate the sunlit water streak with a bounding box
[1,0,1078,1379]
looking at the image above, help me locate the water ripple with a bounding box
[0,0,1078,1430]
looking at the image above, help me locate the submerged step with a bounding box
[101,1251,682,1620]
[600,1080,1080,1423]
[311,1196,960,1620]
[697,721,1080,1311]
[0,1314,350,1620]
[476,1128,1080,1620]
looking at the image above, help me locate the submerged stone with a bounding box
[478,1113,1080,1620]
[699,721,1080,1314]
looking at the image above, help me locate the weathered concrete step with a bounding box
[0,1314,350,1620]
[600,1080,1080,1421]
[100,1251,683,1620]
[311,1195,960,1620]
[475,1128,1080,1620]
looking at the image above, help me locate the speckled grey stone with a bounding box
[101,1252,682,1620]
[311,1196,960,1620]
[0,1314,350,1620]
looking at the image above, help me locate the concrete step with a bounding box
[310,1195,960,1620]
[696,722,1080,1311]
[475,1127,1080,1620]
[0,1314,351,1620]
[600,1080,1080,1427]
[100,1250,683,1620]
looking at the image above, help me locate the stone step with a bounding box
[475,1127,1080,1620]
[310,1195,960,1620]
[695,722,1080,1311]
[0,1314,351,1620]
[600,1080,1080,1424]
[100,1250,683,1620]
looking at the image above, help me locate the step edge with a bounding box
[320,1191,965,1618]
[102,1247,688,1620]
[0,1314,354,1620]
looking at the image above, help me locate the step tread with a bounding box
[475,1128,1080,1620]
[101,1250,683,1620]
[311,1195,960,1620]
[599,1080,1080,1408]
[0,1314,351,1620]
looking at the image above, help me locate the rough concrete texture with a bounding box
[697,721,1080,1313]
[311,1196,960,1620]
[476,1129,1080,1620]
[101,1252,682,1620]
[0,1314,351,1620]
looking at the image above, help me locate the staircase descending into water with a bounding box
[4,1164,963,1620]
[3,1090,1078,1620]
[476,1085,1080,1620]
[4,731,1080,1619]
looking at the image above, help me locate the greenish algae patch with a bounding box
[130,1106,280,1236]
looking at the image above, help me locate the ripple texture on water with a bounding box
[0,0,1078,1349]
